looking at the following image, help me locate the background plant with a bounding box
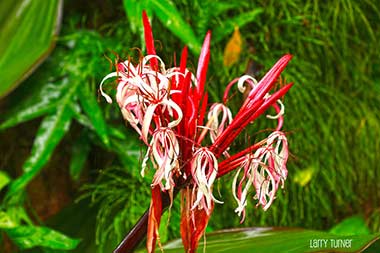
[0,0,379,252]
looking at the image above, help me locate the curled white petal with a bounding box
[266,99,285,119]
[237,75,258,93]
[100,72,119,103]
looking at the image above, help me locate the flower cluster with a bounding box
[100,12,293,253]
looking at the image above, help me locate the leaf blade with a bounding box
[78,83,109,146]
[151,0,201,54]
[6,105,72,196]
[4,225,80,250]
[0,0,62,98]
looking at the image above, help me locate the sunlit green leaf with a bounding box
[123,0,152,33]
[151,0,201,54]
[0,170,11,191]
[0,0,62,98]
[4,225,80,250]
[293,167,315,187]
[330,216,371,236]
[0,211,17,229]
[149,228,380,253]
[78,83,109,146]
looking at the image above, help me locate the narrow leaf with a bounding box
[151,0,201,54]
[123,0,152,33]
[213,9,263,43]
[78,83,109,146]
[0,79,70,131]
[4,225,80,250]
[6,105,72,196]
[69,131,91,181]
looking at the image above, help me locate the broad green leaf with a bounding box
[78,83,109,146]
[330,216,371,236]
[0,78,70,131]
[0,0,62,98]
[4,225,80,250]
[213,9,263,43]
[69,131,91,181]
[150,228,380,253]
[0,170,11,191]
[151,0,201,54]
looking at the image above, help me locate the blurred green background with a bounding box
[0,0,379,252]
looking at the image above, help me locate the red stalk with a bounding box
[142,10,158,70]
[146,186,163,252]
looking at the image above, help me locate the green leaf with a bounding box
[0,79,70,131]
[213,9,263,43]
[6,106,72,196]
[0,170,11,191]
[123,0,152,33]
[4,225,80,250]
[0,0,62,98]
[151,228,380,253]
[151,0,201,54]
[0,211,17,229]
[69,131,91,181]
[78,83,109,146]
[293,167,315,187]
[330,216,371,236]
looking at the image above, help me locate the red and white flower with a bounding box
[101,11,294,253]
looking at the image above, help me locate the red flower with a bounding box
[101,11,293,253]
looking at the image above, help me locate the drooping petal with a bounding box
[180,186,213,253]
[191,148,222,214]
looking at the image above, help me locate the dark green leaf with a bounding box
[4,225,80,250]
[213,9,263,43]
[6,106,72,196]
[78,83,109,146]
[0,79,70,131]
[150,228,380,253]
[69,131,91,181]
[0,0,62,98]
[330,216,371,236]
[151,0,201,54]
